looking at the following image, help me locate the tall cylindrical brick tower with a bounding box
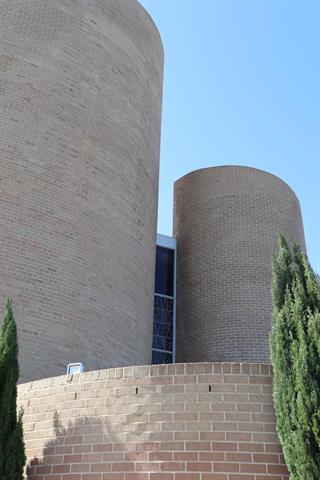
[0,0,163,381]
[174,166,306,363]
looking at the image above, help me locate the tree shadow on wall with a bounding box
[26,411,106,478]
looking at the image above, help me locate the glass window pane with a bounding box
[152,350,172,364]
[155,247,174,296]
[152,296,173,352]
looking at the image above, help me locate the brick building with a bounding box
[173,165,305,364]
[0,0,306,477]
[0,0,163,382]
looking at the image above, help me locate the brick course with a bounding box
[18,362,289,480]
[173,166,306,363]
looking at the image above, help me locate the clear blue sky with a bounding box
[140,0,319,271]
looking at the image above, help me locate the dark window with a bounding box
[155,247,174,297]
[153,296,173,352]
[152,350,172,364]
[152,244,175,365]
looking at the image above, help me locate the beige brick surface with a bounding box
[0,0,163,382]
[173,166,306,363]
[18,362,289,480]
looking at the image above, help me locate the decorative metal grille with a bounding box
[152,295,173,363]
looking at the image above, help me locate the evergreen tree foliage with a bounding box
[270,236,320,479]
[0,299,26,479]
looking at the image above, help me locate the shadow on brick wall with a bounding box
[26,410,105,478]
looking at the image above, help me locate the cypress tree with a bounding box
[270,237,320,479]
[0,299,26,479]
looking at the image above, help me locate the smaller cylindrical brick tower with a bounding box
[173,165,306,363]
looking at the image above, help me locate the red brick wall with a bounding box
[18,363,289,480]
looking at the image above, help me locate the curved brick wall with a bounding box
[18,363,289,480]
[173,166,306,363]
[0,0,163,381]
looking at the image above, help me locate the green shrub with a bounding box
[0,299,26,479]
[270,237,320,479]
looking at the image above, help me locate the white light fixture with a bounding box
[67,362,84,375]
